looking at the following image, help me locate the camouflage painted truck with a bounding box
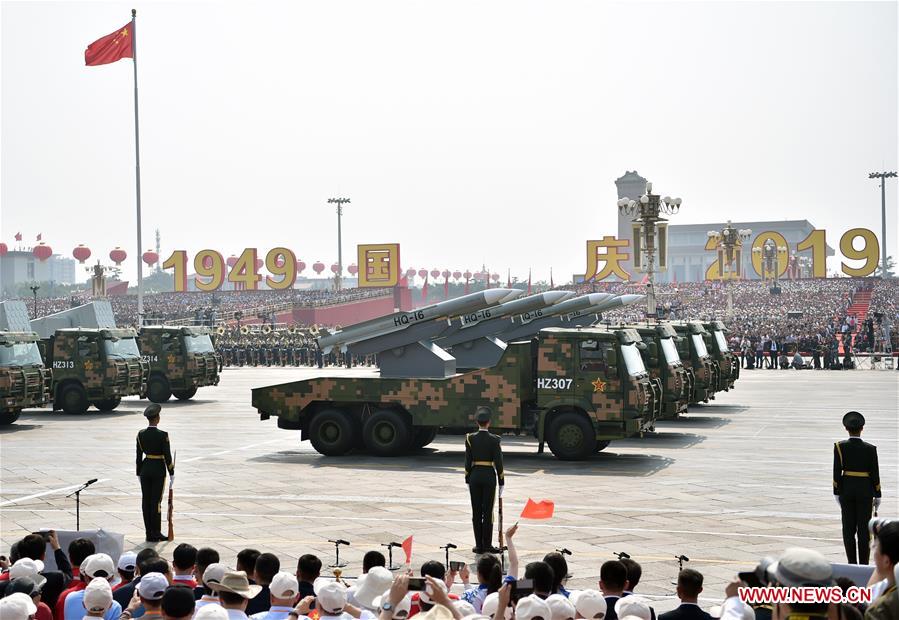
[252,326,663,460]
[138,326,222,403]
[626,322,693,418]
[670,321,719,405]
[702,320,739,391]
[0,331,52,425]
[38,328,148,413]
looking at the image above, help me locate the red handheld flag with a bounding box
[520,498,555,520]
[85,22,133,66]
[15,232,22,242]
[36,233,42,241]
[421,276,428,302]
[401,536,413,564]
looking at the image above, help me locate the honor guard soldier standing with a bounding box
[465,406,504,554]
[833,411,882,564]
[137,404,175,542]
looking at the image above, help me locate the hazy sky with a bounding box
[2,0,897,284]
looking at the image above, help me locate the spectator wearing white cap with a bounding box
[251,572,301,620]
[347,567,393,614]
[5,577,51,620]
[64,555,122,620]
[83,578,114,619]
[546,595,576,620]
[569,590,606,620]
[210,571,263,620]
[480,591,511,620]
[115,553,139,592]
[11,532,73,611]
[613,597,651,620]
[196,564,229,613]
[377,575,460,620]
[373,593,412,620]
[658,570,709,620]
[195,604,229,620]
[517,595,551,620]
[113,550,162,612]
[311,581,358,620]
[133,572,171,620]
[1,592,38,620]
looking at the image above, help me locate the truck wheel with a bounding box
[547,412,596,460]
[93,398,121,412]
[363,409,412,456]
[61,384,89,415]
[309,409,357,456]
[594,440,610,453]
[173,387,198,401]
[148,376,172,403]
[0,411,21,425]
[412,426,438,449]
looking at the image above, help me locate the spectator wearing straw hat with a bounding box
[210,571,263,620]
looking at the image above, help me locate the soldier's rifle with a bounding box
[167,451,176,541]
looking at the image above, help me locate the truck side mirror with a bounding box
[647,342,658,364]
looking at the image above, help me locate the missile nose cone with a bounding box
[584,293,614,306]
[543,291,572,305]
[484,288,520,305]
[617,294,646,305]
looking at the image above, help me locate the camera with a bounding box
[511,578,535,601]
[406,577,426,592]
[738,556,776,588]
[449,561,465,572]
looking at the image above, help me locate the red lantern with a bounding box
[227,255,238,268]
[441,270,450,279]
[142,250,159,267]
[452,270,462,280]
[73,244,91,263]
[330,263,340,274]
[405,268,416,278]
[0,242,7,257]
[33,243,53,262]
[348,263,358,275]
[463,270,472,280]
[430,269,440,279]
[297,260,306,273]
[313,261,325,274]
[109,247,127,265]
[491,273,499,282]
[418,269,428,279]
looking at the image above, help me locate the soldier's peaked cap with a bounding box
[475,406,492,423]
[144,404,162,419]
[842,411,865,430]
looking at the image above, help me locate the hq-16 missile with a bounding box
[566,294,645,327]
[495,293,643,342]
[317,288,521,353]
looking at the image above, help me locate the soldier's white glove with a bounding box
[834,496,840,507]
[874,498,881,509]
[169,474,175,488]
[498,486,504,499]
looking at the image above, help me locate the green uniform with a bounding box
[136,425,174,540]
[465,429,504,552]
[833,437,881,564]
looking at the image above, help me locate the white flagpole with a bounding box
[131,8,144,326]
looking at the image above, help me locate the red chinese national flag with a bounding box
[85,22,133,66]
[401,536,413,564]
[520,498,555,520]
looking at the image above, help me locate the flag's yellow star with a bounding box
[167,354,176,365]
[120,27,128,37]
[84,360,94,371]
[591,378,606,393]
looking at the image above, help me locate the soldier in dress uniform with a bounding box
[136,404,175,542]
[465,406,504,554]
[833,411,882,564]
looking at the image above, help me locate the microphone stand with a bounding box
[383,542,402,571]
[65,479,98,531]
[440,543,457,571]
[328,539,349,569]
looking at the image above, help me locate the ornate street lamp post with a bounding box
[617,182,681,318]
[707,221,752,318]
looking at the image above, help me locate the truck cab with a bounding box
[0,331,52,425]
[625,323,692,418]
[138,326,222,403]
[670,321,718,404]
[40,328,148,414]
[532,327,663,459]
[703,320,738,390]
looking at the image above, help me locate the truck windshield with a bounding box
[620,343,647,376]
[103,337,141,358]
[691,334,708,357]
[660,337,681,364]
[184,334,215,353]
[714,330,729,353]
[0,342,43,366]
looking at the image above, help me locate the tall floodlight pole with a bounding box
[707,221,752,318]
[618,183,681,319]
[328,197,350,290]
[869,172,897,277]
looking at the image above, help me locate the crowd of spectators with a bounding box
[2,521,897,620]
